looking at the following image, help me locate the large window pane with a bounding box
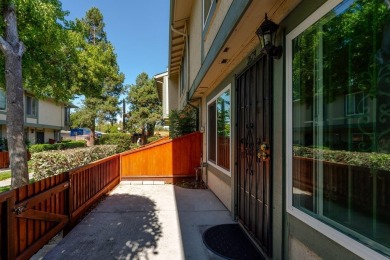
[208,101,216,163]
[291,0,390,254]
[26,96,37,116]
[208,87,231,173]
[217,90,230,170]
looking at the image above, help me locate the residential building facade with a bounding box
[168,0,390,259]
[0,90,73,145]
[154,70,179,120]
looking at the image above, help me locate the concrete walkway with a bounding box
[40,182,235,260]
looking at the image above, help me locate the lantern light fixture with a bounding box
[255,13,283,59]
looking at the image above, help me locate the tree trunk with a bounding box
[141,128,147,144]
[90,123,96,146]
[0,3,28,189]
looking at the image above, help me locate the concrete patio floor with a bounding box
[39,181,235,259]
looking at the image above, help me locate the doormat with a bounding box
[202,224,265,260]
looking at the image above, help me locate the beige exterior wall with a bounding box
[207,169,231,211]
[203,0,233,59]
[290,237,322,260]
[27,128,56,144]
[167,76,179,115]
[0,113,6,121]
[26,117,38,124]
[189,0,202,87]
[39,99,63,127]
[44,129,55,143]
[26,129,36,144]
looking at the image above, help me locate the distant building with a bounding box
[0,90,76,144]
[154,69,178,124]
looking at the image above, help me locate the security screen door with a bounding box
[236,54,272,256]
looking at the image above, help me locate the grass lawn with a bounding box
[0,171,11,181]
[0,185,9,193]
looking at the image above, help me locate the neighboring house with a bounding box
[0,89,74,144]
[167,0,390,259]
[154,69,179,121]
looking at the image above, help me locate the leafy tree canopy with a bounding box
[0,0,81,102]
[127,72,161,137]
[70,7,125,145]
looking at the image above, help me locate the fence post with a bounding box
[64,171,73,235]
[119,154,122,181]
[7,195,16,260]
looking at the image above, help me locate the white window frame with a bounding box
[203,0,215,29]
[345,91,365,116]
[207,84,231,176]
[286,0,387,259]
[26,96,38,117]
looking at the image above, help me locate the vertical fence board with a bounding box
[121,132,202,178]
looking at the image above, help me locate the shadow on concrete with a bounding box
[43,193,162,260]
[172,185,235,259]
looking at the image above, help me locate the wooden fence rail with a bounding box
[0,154,120,260]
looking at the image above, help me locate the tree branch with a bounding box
[0,36,11,55]
[18,41,25,57]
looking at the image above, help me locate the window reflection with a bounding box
[208,88,231,172]
[292,0,390,254]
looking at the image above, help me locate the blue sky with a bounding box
[61,0,169,96]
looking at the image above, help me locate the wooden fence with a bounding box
[293,156,390,220]
[121,132,202,178]
[0,154,120,260]
[0,151,9,168]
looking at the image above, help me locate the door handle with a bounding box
[257,143,270,161]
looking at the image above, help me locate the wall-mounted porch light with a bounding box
[255,13,283,59]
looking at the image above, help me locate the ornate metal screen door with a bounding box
[236,54,272,256]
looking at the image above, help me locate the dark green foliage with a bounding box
[127,72,162,140]
[96,133,135,153]
[31,145,117,180]
[294,146,390,171]
[29,141,86,153]
[0,138,7,151]
[169,106,197,139]
[147,136,163,144]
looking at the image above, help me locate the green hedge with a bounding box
[29,141,86,153]
[294,146,390,171]
[31,145,117,181]
[96,133,136,153]
[147,136,163,144]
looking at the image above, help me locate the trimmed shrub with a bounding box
[31,145,117,181]
[294,146,390,171]
[29,141,86,153]
[96,133,135,153]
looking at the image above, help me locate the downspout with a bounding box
[188,99,207,187]
[187,100,200,131]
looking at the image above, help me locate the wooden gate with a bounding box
[236,54,273,256]
[0,154,120,260]
[1,173,69,260]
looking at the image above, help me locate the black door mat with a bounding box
[202,224,265,260]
